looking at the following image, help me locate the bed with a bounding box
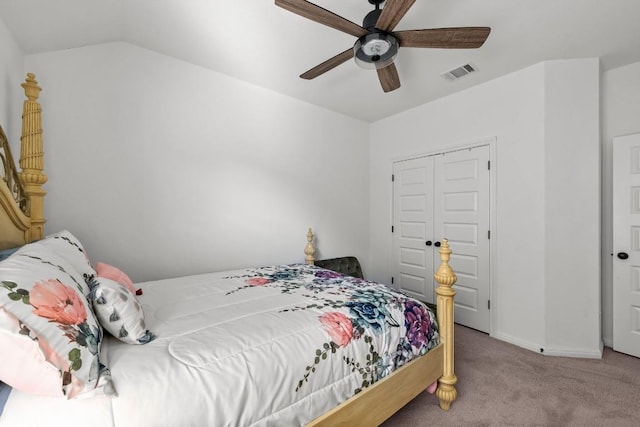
[0,74,458,426]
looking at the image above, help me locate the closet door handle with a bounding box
[617,252,629,260]
[426,241,433,246]
[434,241,441,247]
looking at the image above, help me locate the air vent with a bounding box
[441,63,477,81]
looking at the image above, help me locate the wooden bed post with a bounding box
[434,238,458,410]
[305,228,316,264]
[19,73,47,242]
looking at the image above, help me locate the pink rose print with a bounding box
[30,279,87,325]
[319,312,354,347]
[246,277,271,287]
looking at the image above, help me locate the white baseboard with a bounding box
[492,332,604,359]
[492,332,544,355]
[542,341,604,359]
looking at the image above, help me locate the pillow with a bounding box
[0,243,114,398]
[37,230,96,282]
[14,241,90,299]
[0,308,66,396]
[95,262,138,295]
[0,379,11,416]
[88,277,155,345]
[0,246,21,262]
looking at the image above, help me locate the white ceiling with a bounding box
[1,0,640,122]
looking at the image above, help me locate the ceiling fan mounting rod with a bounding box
[363,1,385,31]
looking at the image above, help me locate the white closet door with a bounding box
[613,133,640,358]
[392,156,435,303]
[434,146,491,332]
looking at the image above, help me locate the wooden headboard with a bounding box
[0,73,47,250]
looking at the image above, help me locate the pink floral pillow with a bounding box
[0,308,63,396]
[95,262,138,295]
[37,230,97,287]
[0,243,114,398]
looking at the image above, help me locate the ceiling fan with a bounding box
[275,0,491,92]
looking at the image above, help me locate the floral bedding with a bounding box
[1,263,439,427]
[224,264,439,396]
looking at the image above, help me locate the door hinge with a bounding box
[391,225,394,233]
[488,230,491,239]
[488,160,491,170]
[391,276,394,285]
[488,300,491,310]
[392,174,395,182]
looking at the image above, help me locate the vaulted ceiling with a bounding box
[2,0,640,122]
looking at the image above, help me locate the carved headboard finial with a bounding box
[19,73,47,241]
[21,73,41,102]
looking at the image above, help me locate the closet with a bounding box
[391,145,491,332]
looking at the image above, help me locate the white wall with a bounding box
[0,16,25,150]
[370,62,548,351]
[24,42,370,282]
[601,61,640,346]
[543,59,601,356]
[370,59,602,356]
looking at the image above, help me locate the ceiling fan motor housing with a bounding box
[354,32,399,69]
[356,1,397,70]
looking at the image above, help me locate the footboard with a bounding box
[434,238,458,410]
[305,230,458,424]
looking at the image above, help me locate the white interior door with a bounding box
[613,133,640,358]
[392,156,435,303]
[434,147,491,332]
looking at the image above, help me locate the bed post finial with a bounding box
[19,73,47,242]
[305,228,316,265]
[434,238,458,410]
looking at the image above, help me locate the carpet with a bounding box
[382,325,640,426]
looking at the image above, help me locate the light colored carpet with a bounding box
[382,325,640,426]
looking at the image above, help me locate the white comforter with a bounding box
[1,264,438,427]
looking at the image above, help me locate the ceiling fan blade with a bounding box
[376,0,416,32]
[275,0,368,38]
[377,63,401,93]
[395,27,491,49]
[300,48,354,80]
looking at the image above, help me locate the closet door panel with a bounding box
[392,156,435,302]
[434,146,491,332]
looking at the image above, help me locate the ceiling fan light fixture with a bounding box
[354,32,399,70]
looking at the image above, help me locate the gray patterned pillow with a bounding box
[88,277,155,345]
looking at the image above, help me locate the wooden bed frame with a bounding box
[0,74,457,425]
[305,228,457,425]
[0,73,46,251]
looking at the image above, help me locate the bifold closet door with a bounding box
[392,145,491,332]
[392,156,436,303]
[434,147,491,333]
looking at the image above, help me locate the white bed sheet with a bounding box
[1,264,438,427]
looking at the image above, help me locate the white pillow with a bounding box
[0,243,114,398]
[89,277,155,345]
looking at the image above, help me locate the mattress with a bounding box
[1,264,439,426]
